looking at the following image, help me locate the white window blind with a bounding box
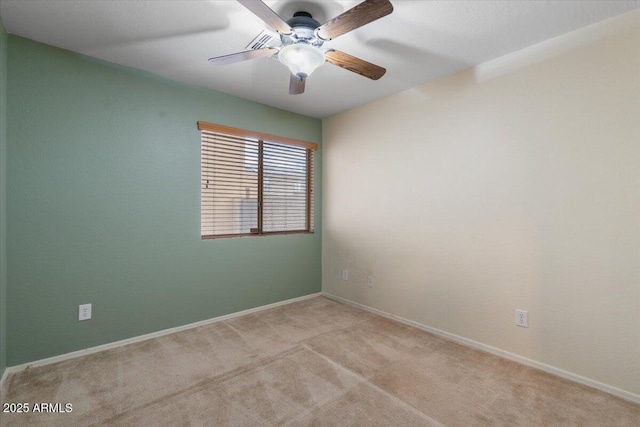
[199,122,315,239]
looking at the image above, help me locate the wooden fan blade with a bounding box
[317,0,393,41]
[289,74,306,95]
[208,47,278,66]
[237,0,293,35]
[325,50,386,80]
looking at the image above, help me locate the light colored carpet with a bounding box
[1,296,638,426]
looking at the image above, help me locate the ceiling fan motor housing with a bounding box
[287,11,319,28]
[281,11,323,47]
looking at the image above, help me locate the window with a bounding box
[199,121,316,239]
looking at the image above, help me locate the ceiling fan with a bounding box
[208,0,394,95]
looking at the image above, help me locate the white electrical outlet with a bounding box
[367,274,374,288]
[79,304,92,321]
[515,309,528,328]
[342,269,349,281]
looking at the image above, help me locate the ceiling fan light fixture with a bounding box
[278,44,325,79]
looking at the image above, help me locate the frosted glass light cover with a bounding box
[278,44,325,79]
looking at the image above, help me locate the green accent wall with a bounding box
[6,36,322,366]
[0,20,7,378]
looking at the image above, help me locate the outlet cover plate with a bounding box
[79,303,92,321]
[367,274,374,288]
[515,309,528,327]
[342,269,349,281]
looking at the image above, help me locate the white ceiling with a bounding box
[1,0,639,118]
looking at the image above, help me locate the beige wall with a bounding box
[322,10,640,397]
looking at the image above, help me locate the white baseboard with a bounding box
[322,292,640,404]
[3,293,321,376]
